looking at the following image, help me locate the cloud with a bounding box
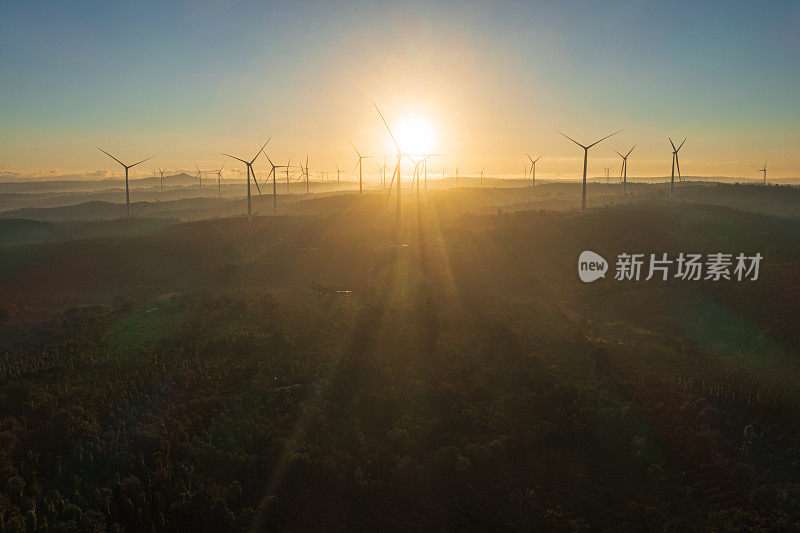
[0,168,113,181]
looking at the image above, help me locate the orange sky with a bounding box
[1,1,798,182]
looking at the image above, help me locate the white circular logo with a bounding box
[578,251,608,282]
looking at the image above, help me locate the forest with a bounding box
[1,188,799,531]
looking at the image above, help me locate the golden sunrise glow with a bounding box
[394,115,437,156]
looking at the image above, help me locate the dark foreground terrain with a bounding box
[0,187,799,531]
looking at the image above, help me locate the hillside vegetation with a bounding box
[0,190,799,531]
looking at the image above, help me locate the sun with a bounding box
[394,115,437,156]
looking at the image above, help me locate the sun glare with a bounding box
[394,115,437,156]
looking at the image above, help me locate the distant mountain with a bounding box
[0,173,211,193]
[0,170,111,181]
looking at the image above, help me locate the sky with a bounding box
[1,0,799,181]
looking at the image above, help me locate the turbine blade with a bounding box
[526,153,534,163]
[373,102,401,153]
[349,139,361,158]
[250,137,271,165]
[677,137,686,151]
[669,137,677,151]
[587,130,622,149]
[385,161,399,203]
[129,155,156,168]
[97,148,126,167]
[533,157,540,164]
[221,153,248,164]
[626,145,636,157]
[613,149,624,158]
[555,130,586,149]
[676,155,681,179]
[251,167,264,198]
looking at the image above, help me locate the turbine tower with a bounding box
[422,154,435,191]
[409,155,422,198]
[285,157,291,194]
[757,161,767,185]
[556,129,621,210]
[212,163,225,198]
[302,155,310,195]
[265,154,288,214]
[221,138,270,222]
[97,148,155,220]
[613,145,635,196]
[350,141,369,195]
[669,137,686,200]
[526,154,540,188]
[195,163,203,190]
[374,103,402,231]
[408,154,434,200]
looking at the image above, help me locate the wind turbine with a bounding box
[409,155,422,198]
[376,164,384,189]
[480,165,485,186]
[221,138,270,222]
[613,145,635,196]
[285,157,291,194]
[158,168,166,190]
[350,141,369,195]
[757,161,767,185]
[408,154,435,200]
[265,154,285,214]
[669,137,686,200]
[374,103,402,230]
[526,154,540,188]
[97,148,155,220]
[301,154,310,195]
[556,129,621,210]
[212,163,225,198]
[195,163,203,190]
[335,163,341,189]
[422,154,439,191]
